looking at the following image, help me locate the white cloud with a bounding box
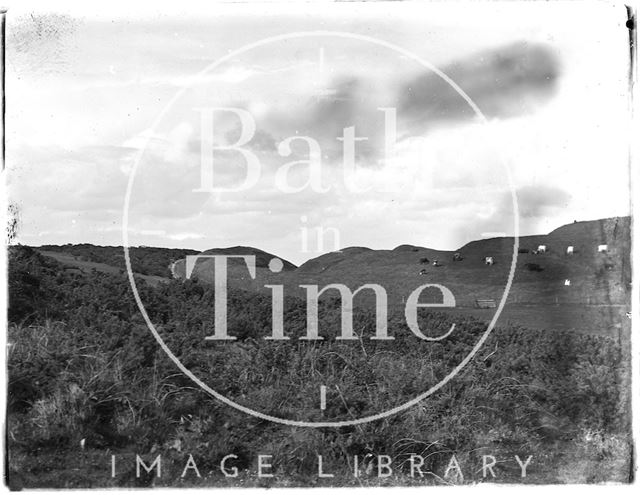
[7,2,631,261]
[168,232,206,241]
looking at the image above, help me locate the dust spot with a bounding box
[8,12,81,75]
[7,202,21,244]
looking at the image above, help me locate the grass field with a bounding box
[175,217,631,336]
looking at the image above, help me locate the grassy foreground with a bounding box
[6,246,633,488]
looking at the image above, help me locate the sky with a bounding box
[6,0,632,266]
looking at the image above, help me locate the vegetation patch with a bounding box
[6,246,632,488]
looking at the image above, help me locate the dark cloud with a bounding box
[181,42,562,181]
[186,78,386,167]
[399,41,561,131]
[252,42,560,168]
[514,184,571,219]
[266,76,385,165]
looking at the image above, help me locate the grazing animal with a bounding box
[484,256,494,266]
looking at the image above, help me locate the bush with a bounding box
[524,263,543,272]
[25,383,90,447]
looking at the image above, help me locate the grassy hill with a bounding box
[177,216,631,335]
[170,245,296,281]
[38,250,169,287]
[37,243,199,279]
[30,216,631,335]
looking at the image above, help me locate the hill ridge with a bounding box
[32,215,631,334]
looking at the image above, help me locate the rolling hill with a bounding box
[30,216,631,334]
[175,216,632,334]
[37,243,199,279]
[170,246,296,281]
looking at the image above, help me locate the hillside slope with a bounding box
[180,216,630,305]
[170,246,296,287]
[175,216,631,334]
[32,216,631,334]
[37,244,198,278]
[38,250,169,287]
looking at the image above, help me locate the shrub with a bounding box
[524,263,543,272]
[25,383,90,448]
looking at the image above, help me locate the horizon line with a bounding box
[16,214,631,267]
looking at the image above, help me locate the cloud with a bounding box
[69,64,267,91]
[7,10,627,260]
[242,41,560,172]
[260,75,387,165]
[513,185,571,219]
[453,184,572,245]
[168,232,206,241]
[8,144,134,213]
[399,41,560,131]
